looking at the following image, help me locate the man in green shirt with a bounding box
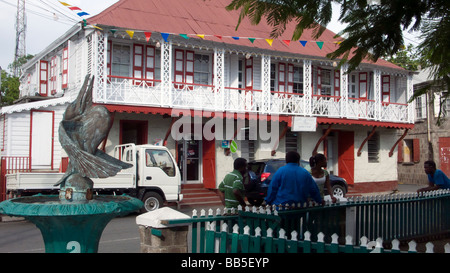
[218,157,248,209]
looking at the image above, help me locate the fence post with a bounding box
[136,207,190,253]
[1,158,6,201]
[345,206,356,244]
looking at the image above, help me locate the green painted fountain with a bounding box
[0,75,143,253]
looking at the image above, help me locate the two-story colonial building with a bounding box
[0,0,415,202]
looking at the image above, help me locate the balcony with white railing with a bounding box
[97,74,412,124]
[90,34,414,125]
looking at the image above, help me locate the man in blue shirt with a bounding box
[417,160,450,193]
[265,151,322,206]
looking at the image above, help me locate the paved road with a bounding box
[0,184,447,253]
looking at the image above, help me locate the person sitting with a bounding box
[417,160,450,193]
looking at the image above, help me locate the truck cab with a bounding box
[115,144,183,212]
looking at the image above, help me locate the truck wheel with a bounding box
[141,192,164,212]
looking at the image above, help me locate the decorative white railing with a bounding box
[96,76,411,124]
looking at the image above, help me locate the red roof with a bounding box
[88,0,402,70]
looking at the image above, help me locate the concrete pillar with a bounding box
[136,207,190,253]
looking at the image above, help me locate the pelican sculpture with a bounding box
[55,75,132,200]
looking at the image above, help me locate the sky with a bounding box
[0,0,421,74]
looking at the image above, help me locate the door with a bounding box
[338,131,355,185]
[439,137,450,176]
[30,111,54,169]
[202,139,216,189]
[120,120,148,145]
[177,139,202,184]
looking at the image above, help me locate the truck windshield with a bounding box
[145,149,175,177]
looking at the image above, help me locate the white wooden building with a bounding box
[0,0,416,198]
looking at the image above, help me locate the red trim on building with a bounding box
[317,117,414,129]
[100,104,291,125]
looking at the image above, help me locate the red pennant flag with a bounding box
[214,35,223,40]
[145,32,152,42]
[282,40,291,46]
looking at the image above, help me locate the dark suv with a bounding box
[244,158,348,206]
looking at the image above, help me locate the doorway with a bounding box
[338,131,355,185]
[177,139,202,184]
[120,120,148,145]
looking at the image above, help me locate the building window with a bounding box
[270,63,276,91]
[285,130,298,153]
[292,66,304,94]
[194,54,210,85]
[368,132,380,163]
[348,73,358,98]
[321,69,332,96]
[112,44,131,77]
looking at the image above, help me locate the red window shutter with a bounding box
[145,45,155,85]
[382,75,390,103]
[107,41,112,80]
[185,50,194,86]
[133,44,144,84]
[287,64,294,92]
[278,63,285,92]
[62,47,68,89]
[359,72,368,99]
[174,49,185,88]
[334,70,340,97]
[398,140,404,163]
[413,138,420,163]
[39,60,48,96]
[245,57,253,89]
[50,57,57,95]
[317,67,322,94]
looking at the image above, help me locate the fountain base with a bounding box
[0,194,143,253]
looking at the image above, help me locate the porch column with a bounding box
[406,73,414,123]
[303,59,312,116]
[261,54,271,114]
[214,48,225,111]
[340,64,349,118]
[373,69,381,120]
[92,30,107,103]
[160,39,172,107]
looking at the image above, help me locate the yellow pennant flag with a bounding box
[58,1,71,6]
[126,30,134,39]
[196,34,205,39]
[265,39,274,46]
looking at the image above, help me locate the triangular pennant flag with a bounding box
[214,35,223,40]
[299,40,307,47]
[179,34,189,39]
[145,32,152,42]
[69,6,82,11]
[77,11,89,17]
[125,30,134,39]
[110,29,117,34]
[58,1,71,6]
[232,37,240,40]
[161,33,170,42]
[248,38,256,43]
[92,25,103,30]
[196,34,205,39]
[316,41,324,49]
[265,39,273,46]
[282,40,291,46]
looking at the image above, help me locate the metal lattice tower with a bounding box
[13,0,26,77]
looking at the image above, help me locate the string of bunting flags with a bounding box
[107,29,342,50]
[57,1,341,49]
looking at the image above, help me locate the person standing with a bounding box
[218,157,248,209]
[265,151,322,206]
[309,153,337,203]
[417,160,450,193]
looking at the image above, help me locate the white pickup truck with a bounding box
[5,144,183,212]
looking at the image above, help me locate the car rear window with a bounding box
[266,160,285,173]
[248,162,265,176]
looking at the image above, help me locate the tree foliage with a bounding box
[226,0,450,123]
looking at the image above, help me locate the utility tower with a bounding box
[13,0,26,77]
